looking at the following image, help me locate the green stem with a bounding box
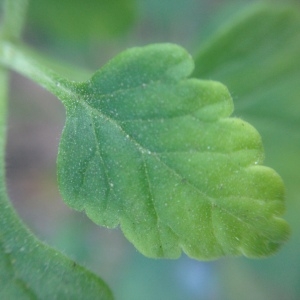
[0,59,24,236]
[1,0,29,40]
[0,67,8,192]
[0,40,75,104]
[0,0,30,221]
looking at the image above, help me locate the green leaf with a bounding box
[57,43,289,260]
[192,3,300,128]
[193,1,300,250]
[27,0,136,40]
[0,202,113,299]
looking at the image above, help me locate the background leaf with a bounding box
[57,43,289,260]
[26,0,136,41]
[193,3,300,129]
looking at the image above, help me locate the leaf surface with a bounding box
[58,43,289,260]
[0,202,113,299]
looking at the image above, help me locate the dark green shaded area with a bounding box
[0,197,113,299]
[27,0,136,40]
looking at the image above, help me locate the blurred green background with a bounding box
[4,0,300,299]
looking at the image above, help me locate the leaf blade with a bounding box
[0,196,113,299]
[58,43,289,260]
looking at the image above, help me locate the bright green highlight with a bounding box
[57,43,289,259]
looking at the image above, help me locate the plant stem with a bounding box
[0,66,8,191]
[1,0,29,40]
[0,61,23,232]
[0,40,75,104]
[0,0,31,222]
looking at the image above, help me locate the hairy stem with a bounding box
[0,66,7,192]
[0,40,75,103]
[0,60,25,236]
